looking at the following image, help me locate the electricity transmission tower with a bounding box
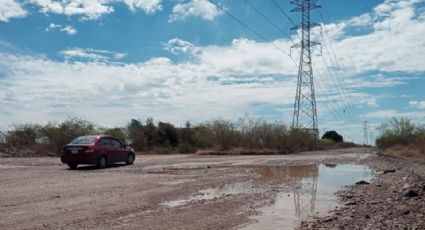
[291,0,321,138]
[363,121,369,146]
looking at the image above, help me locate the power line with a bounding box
[206,0,294,60]
[243,0,295,44]
[270,0,297,27]
[316,8,363,125]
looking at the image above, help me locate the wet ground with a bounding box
[0,148,398,229]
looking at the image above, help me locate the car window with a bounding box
[100,138,112,147]
[110,139,122,148]
[70,136,97,145]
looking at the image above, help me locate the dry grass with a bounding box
[381,145,425,160]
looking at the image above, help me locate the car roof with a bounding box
[78,135,114,139]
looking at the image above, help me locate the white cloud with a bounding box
[322,0,425,75]
[46,23,77,35]
[31,0,115,20]
[123,0,162,14]
[60,48,126,61]
[61,25,77,35]
[29,0,163,20]
[163,38,196,55]
[0,0,27,22]
[169,0,223,22]
[409,101,425,109]
[348,13,372,27]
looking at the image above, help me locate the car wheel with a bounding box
[68,163,78,170]
[97,156,108,169]
[126,153,135,165]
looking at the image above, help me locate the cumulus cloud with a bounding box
[169,0,223,22]
[318,0,425,75]
[123,0,162,14]
[0,0,27,22]
[163,38,196,55]
[29,0,162,20]
[30,0,115,20]
[46,23,77,35]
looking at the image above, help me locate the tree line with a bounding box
[0,116,350,156]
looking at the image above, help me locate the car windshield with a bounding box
[69,136,97,145]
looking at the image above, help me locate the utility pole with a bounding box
[363,121,368,146]
[370,131,374,147]
[291,0,321,138]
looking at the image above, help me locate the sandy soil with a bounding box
[1,148,422,229]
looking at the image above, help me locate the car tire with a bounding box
[126,153,135,165]
[97,156,108,169]
[68,163,78,170]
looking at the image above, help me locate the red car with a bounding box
[61,135,135,169]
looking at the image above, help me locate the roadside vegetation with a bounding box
[376,117,425,158]
[0,117,356,157]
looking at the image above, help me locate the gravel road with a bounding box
[1,148,422,229]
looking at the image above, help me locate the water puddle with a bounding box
[162,182,266,207]
[160,162,372,230]
[242,163,373,230]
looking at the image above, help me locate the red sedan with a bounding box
[61,135,135,169]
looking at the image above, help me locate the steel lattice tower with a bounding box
[291,0,321,137]
[363,121,369,146]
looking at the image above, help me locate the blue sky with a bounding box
[0,0,424,144]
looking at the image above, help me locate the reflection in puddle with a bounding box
[243,163,373,230]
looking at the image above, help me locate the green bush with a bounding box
[104,127,127,144]
[40,118,96,154]
[200,119,241,150]
[1,116,357,156]
[322,130,343,143]
[287,128,316,152]
[127,119,146,151]
[5,124,40,147]
[157,122,179,147]
[376,117,416,149]
[238,117,288,149]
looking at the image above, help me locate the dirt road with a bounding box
[0,148,423,229]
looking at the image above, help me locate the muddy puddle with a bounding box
[160,162,372,229]
[161,182,267,207]
[242,163,373,230]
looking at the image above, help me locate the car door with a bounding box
[110,138,127,162]
[99,138,117,162]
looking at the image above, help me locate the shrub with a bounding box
[200,119,240,150]
[104,127,127,144]
[376,117,416,149]
[157,122,179,147]
[322,130,343,143]
[5,124,40,147]
[178,142,197,153]
[238,117,288,149]
[414,126,425,154]
[287,128,316,152]
[40,118,95,154]
[127,119,146,151]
